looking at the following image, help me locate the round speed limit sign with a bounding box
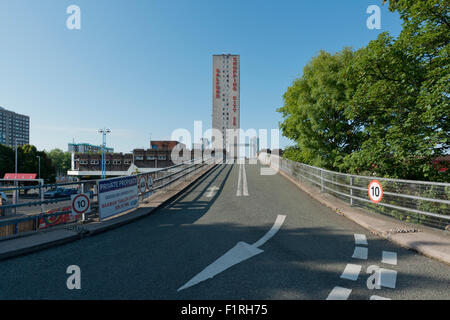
[71,193,91,215]
[368,180,383,203]
[139,176,147,194]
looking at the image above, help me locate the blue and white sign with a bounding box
[98,176,138,220]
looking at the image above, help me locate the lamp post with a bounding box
[15,138,18,175]
[36,155,41,180]
[98,128,111,179]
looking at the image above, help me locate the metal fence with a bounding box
[260,153,450,230]
[0,156,215,238]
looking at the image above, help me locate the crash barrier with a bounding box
[260,153,450,230]
[0,157,215,237]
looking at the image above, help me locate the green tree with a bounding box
[46,149,71,176]
[278,48,362,171]
[342,0,449,181]
[0,144,56,183]
[278,0,449,182]
[0,144,15,178]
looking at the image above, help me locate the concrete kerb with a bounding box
[274,165,450,266]
[0,163,217,261]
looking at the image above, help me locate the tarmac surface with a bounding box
[0,162,448,299]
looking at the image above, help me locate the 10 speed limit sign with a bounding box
[138,176,147,194]
[71,193,91,216]
[368,180,383,203]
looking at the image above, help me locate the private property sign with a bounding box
[98,176,138,220]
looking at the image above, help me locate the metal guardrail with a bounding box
[260,153,450,230]
[0,157,215,237]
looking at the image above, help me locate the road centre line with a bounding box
[242,163,249,196]
[237,163,242,196]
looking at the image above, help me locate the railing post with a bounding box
[350,176,354,206]
[81,183,86,222]
[320,170,324,193]
[40,181,44,214]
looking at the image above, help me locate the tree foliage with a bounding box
[46,149,71,176]
[278,0,449,182]
[0,144,56,183]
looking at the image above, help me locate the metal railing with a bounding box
[260,153,450,230]
[0,156,215,238]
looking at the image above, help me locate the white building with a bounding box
[212,54,240,158]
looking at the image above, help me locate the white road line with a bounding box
[326,287,352,300]
[352,247,368,260]
[252,215,286,248]
[177,215,286,292]
[370,295,391,300]
[236,163,242,196]
[354,234,368,245]
[340,264,363,281]
[177,242,263,292]
[242,163,249,196]
[378,268,397,289]
[382,251,397,265]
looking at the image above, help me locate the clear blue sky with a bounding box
[0,0,402,153]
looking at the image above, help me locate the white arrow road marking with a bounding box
[177,215,286,292]
[252,215,285,248]
[206,186,219,198]
[326,287,352,300]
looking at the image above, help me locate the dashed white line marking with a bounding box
[378,268,397,289]
[326,286,352,300]
[382,251,397,265]
[340,264,363,281]
[352,246,368,260]
[354,234,368,245]
[370,295,391,300]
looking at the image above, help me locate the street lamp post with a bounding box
[14,138,18,215]
[98,128,111,179]
[15,138,17,175]
[36,155,41,180]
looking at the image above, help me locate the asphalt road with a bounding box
[0,162,449,299]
